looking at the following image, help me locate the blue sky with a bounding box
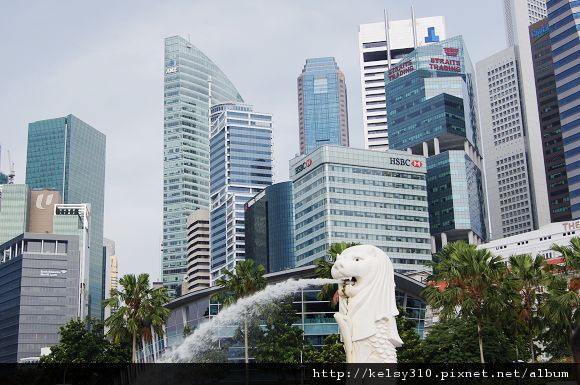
[0,0,506,279]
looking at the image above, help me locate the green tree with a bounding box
[538,239,580,360]
[395,308,423,363]
[417,317,516,363]
[40,317,130,363]
[507,254,548,362]
[550,237,580,272]
[254,299,304,363]
[213,259,267,363]
[422,241,507,363]
[314,242,359,306]
[540,273,579,359]
[103,273,171,363]
[303,334,346,363]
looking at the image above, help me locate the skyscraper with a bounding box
[244,182,296,273]
[103,238,117,318]
[477,47,549,239]
[502,0,552,229]
[290,146,431,271]
[0,233,81,362]
[53,203,91,319]
[209,103,273,282]
[181,209,210,294]
[385,36,487,248]
[297,57,349,155]
[547,0,580,219]
[0,184,29,245]
[163,36,244,295]
[359,16,446,150]
[26,115,106,318]
[530,19,571,222]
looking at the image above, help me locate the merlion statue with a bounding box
[331,244,403,363]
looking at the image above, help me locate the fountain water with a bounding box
[161,277,338,362]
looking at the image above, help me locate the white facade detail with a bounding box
[478,220,579,261]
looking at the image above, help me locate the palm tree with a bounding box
[535,241,580,357]
[103,273,171,363]
[507,254,547,362]
[550,237,580,290]
[314,242,359,306]
[422,241,507,363]
[213,259,267,363]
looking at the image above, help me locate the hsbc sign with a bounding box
[390,158,423,168]
[294,158,313,174]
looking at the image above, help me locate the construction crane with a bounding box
[7,150,15,184]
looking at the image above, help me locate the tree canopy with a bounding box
[40,317,130,363]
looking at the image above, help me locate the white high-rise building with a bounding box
[504,0,548,45]
[498,0,551,229]
[477,47,539,239]
[359,15,446,150]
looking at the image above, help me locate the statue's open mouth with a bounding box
[342,277,357,286]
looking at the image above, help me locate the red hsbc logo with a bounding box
[295,158,313,174]
[390,158,423,168]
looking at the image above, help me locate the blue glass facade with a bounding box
[209,103,273,281]
[547,0,580,218]
[163,36,244,296]
[385,36,487,245]
[25,115,106,318]
[427,151,486,239]
[297,57,349,155]
[530,19,572,222]
[244,182,296,273]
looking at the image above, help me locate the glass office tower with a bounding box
[244,181,296,273]
[529,19,571,222]
[26,115,106,318]
[385,36,487,249]
[547,0,580,219]
[297,57,349,155]
[209,103,273,283]
[0,184,29,245]
[163,36,244,295]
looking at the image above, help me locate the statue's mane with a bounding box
[340,245,402,342]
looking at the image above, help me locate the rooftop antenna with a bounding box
[411,5,418,49]
[7,150,15,184]
[383,9,392,70]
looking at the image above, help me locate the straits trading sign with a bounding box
[388,61,414,81]
[388,46,462,81]
[429,47,461,72]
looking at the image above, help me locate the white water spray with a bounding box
[161,278,338,362]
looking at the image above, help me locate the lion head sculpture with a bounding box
[331,244,402,345]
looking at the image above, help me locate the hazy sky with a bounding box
[0,0,506,280]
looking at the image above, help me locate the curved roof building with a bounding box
[163,36,243,296]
